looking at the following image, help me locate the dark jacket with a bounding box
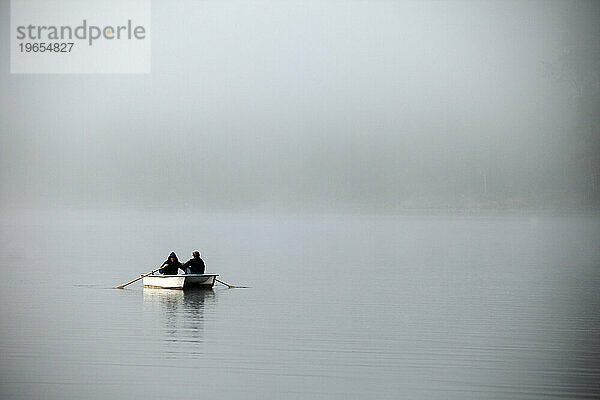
[159,256,182,275]
[183,256,205,274]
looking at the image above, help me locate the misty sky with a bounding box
[1,0,599,211]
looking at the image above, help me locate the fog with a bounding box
[1,0,599,212]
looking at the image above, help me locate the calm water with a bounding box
[0,210,599,399]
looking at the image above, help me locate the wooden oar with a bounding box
[215,278,237,289]
[115,267,162,289]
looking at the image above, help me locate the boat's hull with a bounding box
[143,274,218,289]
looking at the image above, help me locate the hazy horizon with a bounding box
[1,0,599,213]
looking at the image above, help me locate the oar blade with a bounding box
[216,278,236,289]
[115,267,161,290]
[215,278,250,289]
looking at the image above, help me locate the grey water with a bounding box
[0,210,599,399]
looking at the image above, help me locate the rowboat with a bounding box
[142,274,219,289]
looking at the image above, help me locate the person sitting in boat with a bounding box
[159,252,183,275]
[182,251,206,274]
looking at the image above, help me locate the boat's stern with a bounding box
[182,274,219,288]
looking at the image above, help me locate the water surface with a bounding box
[1,211,599,399]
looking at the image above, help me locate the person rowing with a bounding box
[182,250,206,274]
[159,252,184,275]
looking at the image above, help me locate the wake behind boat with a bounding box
[143,274,219,290]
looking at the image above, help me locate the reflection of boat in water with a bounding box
[143,287,216,312]
[143,288,216,342]
[143,274,218,289]
[143,287,185,303]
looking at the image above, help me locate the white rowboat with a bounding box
[143,274,218,290]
